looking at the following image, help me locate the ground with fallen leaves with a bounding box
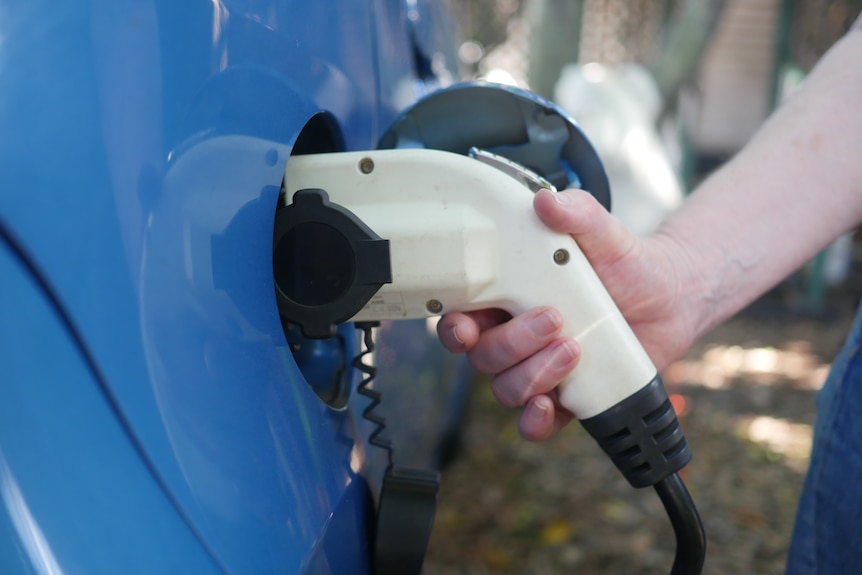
[421,279,859,575]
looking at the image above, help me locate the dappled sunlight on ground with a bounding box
[664,341,827,475]
[738,415,813,473]
[668,343,831,391]
[424,302,856,575]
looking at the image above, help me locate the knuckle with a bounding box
[517,375,550,406]
[495,329,521,362]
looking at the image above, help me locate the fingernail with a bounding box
[551,340,577,367]
[529,309,561,338]
[552,191,571,204]
[528,399,549,421]
[449,325,464,346]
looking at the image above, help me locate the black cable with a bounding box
[579,376,705,573]
[353,321,440,575]
[353,321,394,469]
[654,473,706,575]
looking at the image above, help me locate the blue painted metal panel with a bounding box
[0,0,467,572]
[371,0,461,132]
[0,1,386,573]
[0,235,226,574]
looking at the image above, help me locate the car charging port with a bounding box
[275,112,354,409]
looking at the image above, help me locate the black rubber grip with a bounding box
[580,375,691,488]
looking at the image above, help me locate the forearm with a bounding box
[655,29,862,340]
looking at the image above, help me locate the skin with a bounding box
[438,27,862,442]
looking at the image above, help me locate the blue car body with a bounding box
[0,1,460,573]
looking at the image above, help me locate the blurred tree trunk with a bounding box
[527,0,728,106]
[526,0,584,98]
[649,0,729,104]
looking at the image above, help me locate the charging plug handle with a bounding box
[580,375,690,488]
[581,375,705,574]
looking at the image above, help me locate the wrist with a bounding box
[645,225,717,359]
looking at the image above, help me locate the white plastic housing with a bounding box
[283,149,657,419]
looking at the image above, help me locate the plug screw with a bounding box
[553,249,570,265]
[426,299,443,314]
[359,157,375,174]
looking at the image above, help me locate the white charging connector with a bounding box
[283,148,659,420]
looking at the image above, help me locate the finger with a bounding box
[518,395,555,441]
[518,393,575,442]
[534,188,638,268]
[437,309,511,353]
[467,307,563,375]
[470,308,514,331]
[489,337,579,408]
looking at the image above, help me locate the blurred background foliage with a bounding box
[449,0,862,152]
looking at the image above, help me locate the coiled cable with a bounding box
[353,321,394,469]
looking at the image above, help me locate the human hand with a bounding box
[437,188,695,441]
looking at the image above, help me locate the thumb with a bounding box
[533,188,637,268]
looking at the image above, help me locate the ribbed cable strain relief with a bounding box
[580,375,691,488]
